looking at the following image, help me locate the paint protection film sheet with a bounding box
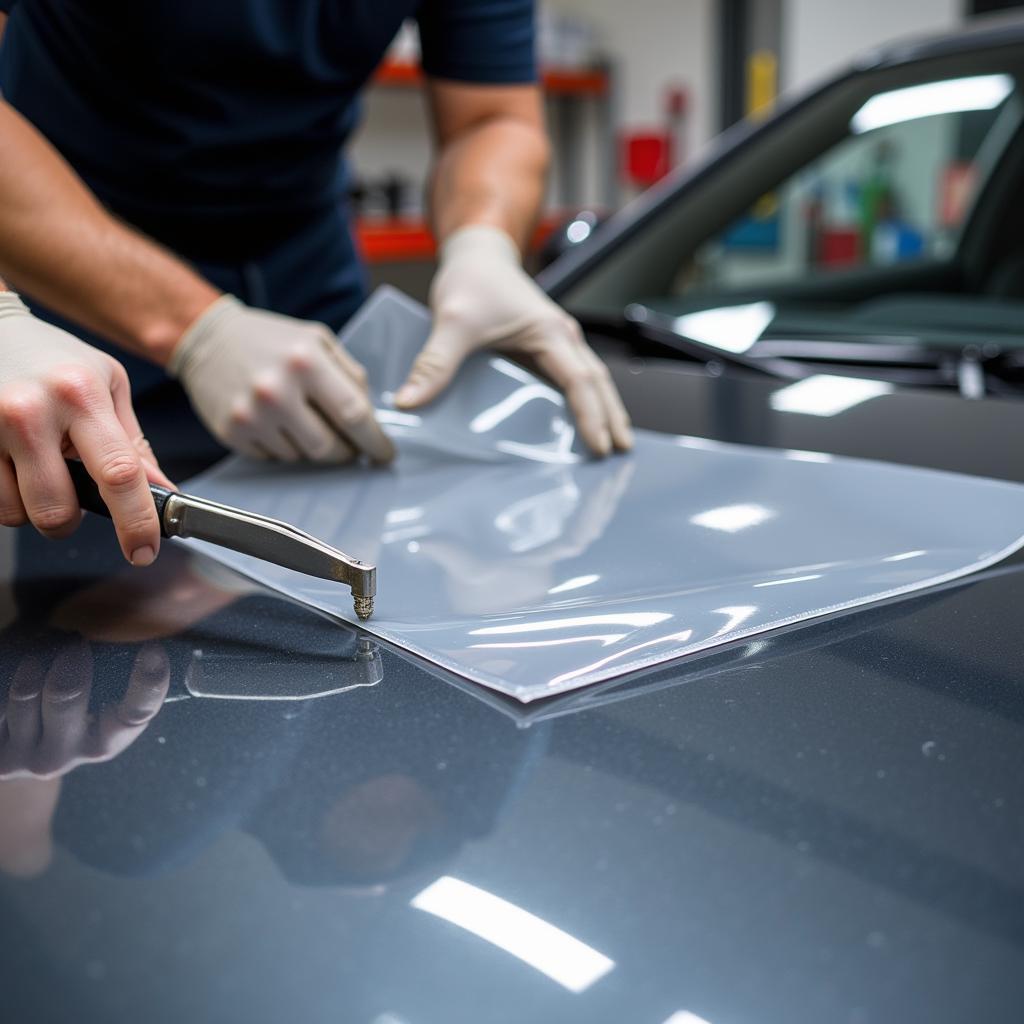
[183,288,1024,702]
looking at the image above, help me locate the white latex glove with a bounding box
[168,295,394,464]
[394,225,633,456]
[0,292,172,566]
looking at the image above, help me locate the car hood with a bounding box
[2,356,1023,1023]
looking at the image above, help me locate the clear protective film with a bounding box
[182,288,1024,702]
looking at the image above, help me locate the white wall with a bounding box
[350,0,970,224]
[783,0,963,93]
[546,0,717,150]
[349,90,432,213]
[349,1,718,217]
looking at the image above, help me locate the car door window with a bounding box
[681,75,1023,296]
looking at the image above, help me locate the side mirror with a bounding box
[536,209,607,271]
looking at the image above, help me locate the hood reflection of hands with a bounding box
[0,639,170,781]
[0,638,170,878]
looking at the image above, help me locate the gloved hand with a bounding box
[0,292,173,566]
[168,295,395,464]
[394,225,633,457]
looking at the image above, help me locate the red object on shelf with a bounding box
[356,218,437,264]
[818,229,861,268]
[665,84,689,118]
[373,59,609,96]
[939,162,977,229]
[623,132,673,188]
[355,216,568,265]
[373,60,424,88]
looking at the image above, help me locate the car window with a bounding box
[557,48,1024,345]
[678,75,1023,298]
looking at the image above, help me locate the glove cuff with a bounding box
[167,293,242,379]
[440,224,522,267]
[0,292,32,321]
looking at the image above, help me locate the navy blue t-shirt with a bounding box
[0,1,536,255]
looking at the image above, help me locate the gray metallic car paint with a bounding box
[1,355,1023,1024]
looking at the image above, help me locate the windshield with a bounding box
[685,81,1017,294]
[562,48,1024,364]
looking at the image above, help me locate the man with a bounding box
[0,1,633,475]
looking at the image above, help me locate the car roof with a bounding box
[866,9,1024,71]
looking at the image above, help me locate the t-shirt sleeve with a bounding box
[416,0,537,85]
[0,2,17,13]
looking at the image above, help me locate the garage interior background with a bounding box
[352,0,1022,299]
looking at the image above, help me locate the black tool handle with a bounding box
[65,459,176,538]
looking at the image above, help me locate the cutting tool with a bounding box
[65,459,376,620]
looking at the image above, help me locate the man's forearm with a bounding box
[429,112,550,256]
[0,100,220,365]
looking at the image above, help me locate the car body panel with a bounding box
[3,351,1024,1023]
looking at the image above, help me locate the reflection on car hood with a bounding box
[3,535,1024,1023]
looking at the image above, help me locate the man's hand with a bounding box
[0,292,172,566]
[394,225,633,457]
[169,296,395,464]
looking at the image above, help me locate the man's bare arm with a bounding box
[425,81,550,251]
[0,97,391,462]
[399,79,633,456]
[0,98,220,365]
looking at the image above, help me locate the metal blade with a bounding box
[162,492,375,614]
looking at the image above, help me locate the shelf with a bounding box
[540,68,610,97]
[357,218,437,263]
[373,60,609,97]
[356,215,568,264]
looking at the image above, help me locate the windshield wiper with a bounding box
[619,304,809,381]
[594,304,1016,400]
[754,336,942,365]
